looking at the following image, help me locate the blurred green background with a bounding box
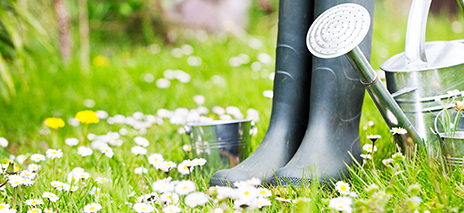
[0,0,463,156]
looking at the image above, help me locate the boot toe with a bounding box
[271,167,311,187]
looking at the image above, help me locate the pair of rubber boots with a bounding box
[209,0,375,187]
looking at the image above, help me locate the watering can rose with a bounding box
[75,110,99,124]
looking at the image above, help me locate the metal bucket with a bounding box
[183,119,253,170]
[434,110,464,168]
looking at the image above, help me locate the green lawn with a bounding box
[0,1,464,212]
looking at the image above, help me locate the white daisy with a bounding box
[134,166,148,174]
[25,199,44,206]
[134,136,150,147]
[65,138,79,146]
[131,146,147,155]
[160,192,180,205]
[328,197,352,213]
[42,192,59,202]
[148,153,164,166]
[391,127,407,135]
[133,203,154,213]
[95,177,110,184]
[162,205,181,213]
[77,146,93,157]
[46,149,63,159]
[30,154,46,163]
[362,144,377,153]
[83,203,102,212]
[335,181,351,195]
[174,180,196,195]
[28,164,40,172]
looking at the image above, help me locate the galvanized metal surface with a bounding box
[380,0,464,150]
[184,119,253,170]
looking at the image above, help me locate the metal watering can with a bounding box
[380,0,464,154]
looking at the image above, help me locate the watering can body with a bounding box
[381,0,464,154]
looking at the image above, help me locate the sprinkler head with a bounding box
[306,3,371,59]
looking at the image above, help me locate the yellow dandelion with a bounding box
[93,55,109,67]
[45,117,65,129]
[75,110,99,125]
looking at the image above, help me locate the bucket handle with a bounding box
[404,0,431,70]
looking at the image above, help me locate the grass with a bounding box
[0,1,464,212]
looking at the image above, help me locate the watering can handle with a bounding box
[404,0,432,70]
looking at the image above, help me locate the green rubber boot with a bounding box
[272,0,375,187]
[209,0,314,186]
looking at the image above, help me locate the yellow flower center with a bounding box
[52,152,56,154]
[90,207,95,210]
[32,201,37,204]
[0,205,4,209]
[341,185,346,191]
[245,191,249,195]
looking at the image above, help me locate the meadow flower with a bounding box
[256,197,272,208]
[8,174,23,187]
[46,149,63,159]
[212,208,224,213]
[152,178,175,193]
[20,170,36,179]
[137,193,159,203]
[391,127,407,135]
[131,146,147,155]
[65,138,79,146]
[93,55,109,67]
[193,95,205,105]
[0,137,8,147]
[366,134,381,142]
[236,185,258,201]
[174,180,196,195]
[58,183,71,191]
[27,208,42,213]
[25,199,44,206]
[362,144,377,153]
[50,181,63,188]
[148,153,164,165]
[134,166,148,174]
[99,145,114,158]
[360,154,372,163]
[162,205,181,213]
[182,144,191,152]
[30,154,46,162]
[256,187,272,197]
[210,186,236,200]
[382,158,394,165]
[89,187,101,196]
[335,181,351,195]
[177,163,191,175]
[192,158,207,166]
[77,146,93,157]
[42,192,59,202]
[21,177,35,186]
[160,192,180,204]
[157,161,177,172]
[133,203,155,213]
[44,117,65,129]
[75,110,99,124]
[184,192,209,207]
[84,203,102,212]
[328,197,352,213]
[43,208,54,213]
[134,136,150,147]
[95,177,110,184]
